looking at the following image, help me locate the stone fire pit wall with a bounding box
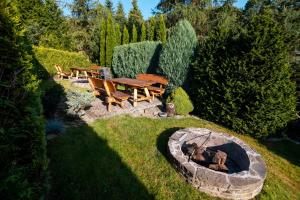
[168,128,267,200]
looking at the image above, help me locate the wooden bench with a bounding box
[88,77,131,112]
[136,74,168,99]
[54,64,71,79]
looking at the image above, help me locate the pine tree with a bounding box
[115,23,122,46]
[157,15,167,43]
[100,19,106,66]
[115,1,126,29]
[105,13,115,67]
[131,24,138,43]
[141,23,147,41]
[105,0,114,13]
[122,26,129,44]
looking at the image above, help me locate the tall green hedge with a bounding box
[33,46,93,78]
[191,10,297,138]
[0,2,47,199]
[158,20,197,91]
[112,41,162,78]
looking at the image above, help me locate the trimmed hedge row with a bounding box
[112,41,162,78]
[33,46,93,78]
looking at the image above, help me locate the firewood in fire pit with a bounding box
[209,150,228,172]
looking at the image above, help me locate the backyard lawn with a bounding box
[48,116,300,200]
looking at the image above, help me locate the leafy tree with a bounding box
[191,10,297,138]
[140,23,147,41]
[131,24,138,42]
[105,13,115,67]
[122,26,129,44]
[100,19,106,66]
[156,0,213,13]
[158,20,197,91]
[157,15,167,43]
[115,1,126,29]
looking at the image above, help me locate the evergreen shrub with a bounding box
[33,46,93,77]
[167,87,194,115]
[0,2,47,199]
[158,20,197,91]
[65,90,94,117]
[191,10,297,138]
[112,41,162,78]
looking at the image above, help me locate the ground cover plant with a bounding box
[47,116,300,200]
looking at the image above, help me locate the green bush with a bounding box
[33,46,93,78]
[0,2,47,199]
[112,41,162,78]
[158,20,197,91]
[167,87,194,115]
[65,90,94,117]
[191,10,297,138]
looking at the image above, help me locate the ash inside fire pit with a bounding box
[168,128,266,200]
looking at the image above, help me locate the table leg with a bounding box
[84,71,88,79]
[76,70,79,79]
[144,88,152,102]
[133,88,138,107]
[70,71,74,78]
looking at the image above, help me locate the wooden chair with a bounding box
[88,77,105,97]
[104,80,131,112]
[136,74,169,99]
[54,64,71,79]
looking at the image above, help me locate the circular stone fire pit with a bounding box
[168,128,266,200]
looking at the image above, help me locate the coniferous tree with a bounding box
[115,23,122,46]
[105,0,114,13]
[122,26,129,44]
[191,10,297,138]
[148,17,156,41]
[100,19,106,66]
[141,23,147,41]
[128,0,143,39]
[115,1,126,29]
[157,15,167,43]
[159,20,197,91]
[105,13,115,67]
[131,24,138,43]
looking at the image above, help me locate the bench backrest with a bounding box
[136,74,168,85]
[88,77,105,93]
[104,80,116,97]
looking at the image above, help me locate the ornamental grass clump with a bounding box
[158,20,197,91]
[191,10,297,138]
[167,87,194,115]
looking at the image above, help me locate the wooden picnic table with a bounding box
[112,78,155,107]
[70,67,89,79]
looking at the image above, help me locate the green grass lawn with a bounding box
[47,116,300,200]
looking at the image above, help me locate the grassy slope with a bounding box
[48,116,300,200]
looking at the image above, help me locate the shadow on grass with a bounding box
[260,140,300,167]
[156,127,182,159]
[47,122,154,200]
[42,75,154,199]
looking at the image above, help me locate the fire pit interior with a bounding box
[168,128,266,200]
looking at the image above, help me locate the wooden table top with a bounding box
[70,67,88,71]
[112,78,155,87]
